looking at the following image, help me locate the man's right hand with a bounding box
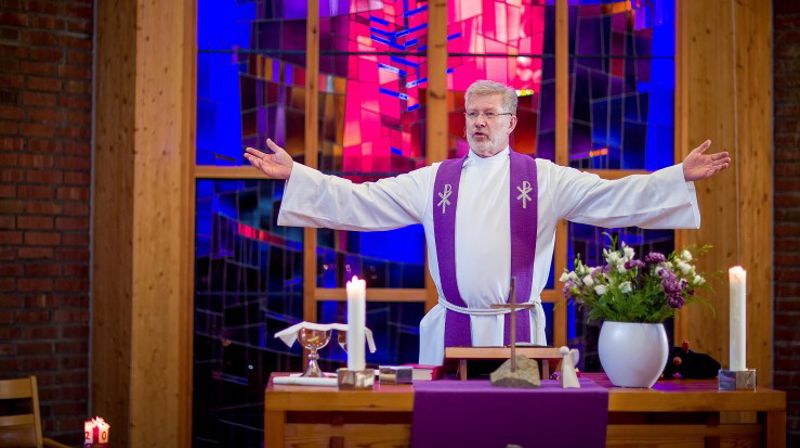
[244,138,294,179]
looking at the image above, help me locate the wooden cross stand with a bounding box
[490,277,536,371]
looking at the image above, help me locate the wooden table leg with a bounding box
[459,360,467,381]
[766,409,786,448]
[265,410,286,448]
[542,360,550,379]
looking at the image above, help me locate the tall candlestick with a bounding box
[729,266,747,371]
[346,275,366,371]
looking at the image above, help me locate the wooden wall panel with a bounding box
[93,0,136,443]
[678,0,773,385]
[734,0,773,385]
[94,0,194,445]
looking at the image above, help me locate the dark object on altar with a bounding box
[662,342,721,379]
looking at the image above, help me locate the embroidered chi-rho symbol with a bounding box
[438,183,453,214]
[516,180,532,209]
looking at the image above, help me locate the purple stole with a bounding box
[433,150,538,347]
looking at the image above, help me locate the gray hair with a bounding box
[464,80,518,114]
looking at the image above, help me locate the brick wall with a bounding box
[0,0,92,444]
[775,0,800,445]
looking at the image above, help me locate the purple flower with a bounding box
[624,259,645,270]
[660,269,681,294]
[644,252,666,265]
[668,291,685,309]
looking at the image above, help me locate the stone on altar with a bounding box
[490,355,541,388]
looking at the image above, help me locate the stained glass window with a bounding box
[194,179,303,447]
[197,0,307,166]
[195,0,309,445]
[194,0,678,444]
[568,0,674,170]
[446,1,554,160]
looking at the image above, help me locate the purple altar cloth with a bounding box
[411,379,608,448]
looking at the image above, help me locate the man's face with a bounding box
[465,93,517,157]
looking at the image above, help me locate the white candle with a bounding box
[729,266,747,371]
[346,275,366,371]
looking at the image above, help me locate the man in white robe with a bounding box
[244,80,731,365]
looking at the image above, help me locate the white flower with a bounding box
[568,272,579,282]
[693,274,705,285]
[681,250,693,261]
[582,274,594,287]
[594,285,607,295]
[617,263,627,273]
[623,246,635,261]
[559,272,570,283]
[606,251,619,264]
[619,281,632,294]
[677,261,692,275]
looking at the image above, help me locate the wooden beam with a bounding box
[425,0,448,312]
[540,289,561,303]
[94,0,194,445]
[555,0,568,168]
[733,0,773,385]
[304,0,320,324]
[553,0,568,347]
[179,0,197,445]
[674,0,690,349]
[195,165,273,179]
[93,0,135,443]
[314,288,427,303]
[585,169,649,180]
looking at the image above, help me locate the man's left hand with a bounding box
[682,139,731,182]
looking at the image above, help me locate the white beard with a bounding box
[467,133,504,157]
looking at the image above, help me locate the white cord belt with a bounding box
[438,296,542,316]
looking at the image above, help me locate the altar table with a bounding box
[264,373,786,447]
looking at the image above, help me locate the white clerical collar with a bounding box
[466,146,511,166]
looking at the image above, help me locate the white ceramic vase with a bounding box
[598,321,669,388]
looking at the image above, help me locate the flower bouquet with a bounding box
[560,235,709,387]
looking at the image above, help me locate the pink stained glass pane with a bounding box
[320,0,430,54]
[318,2,429,178]
[447,0,554,160]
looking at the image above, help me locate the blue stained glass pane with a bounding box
[317,226,426,288]
[568,0,674,170]
[194,179,304,447]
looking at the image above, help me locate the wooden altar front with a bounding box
[264,373,786,447]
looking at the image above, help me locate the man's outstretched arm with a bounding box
[244,138,431,231]
[244,138,294,179]
[552,139,731,229]
[682,139,730,182]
